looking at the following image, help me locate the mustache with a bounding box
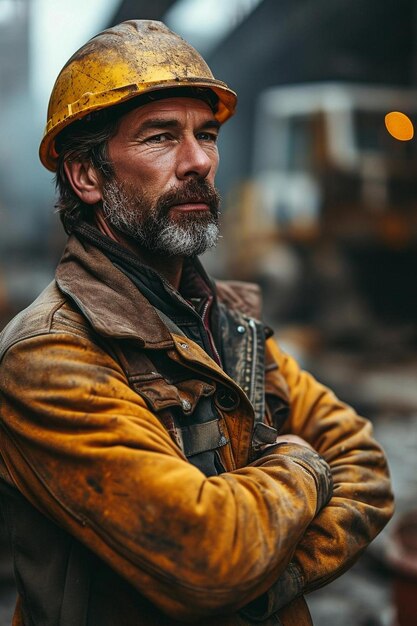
[156,178,221,217]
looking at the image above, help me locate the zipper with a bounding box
[248,319,258,406]
[201,298,211,321]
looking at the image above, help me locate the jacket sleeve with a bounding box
[255,338,394,614]
[0,331,331,622]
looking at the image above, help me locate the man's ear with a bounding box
[64,160,103,205]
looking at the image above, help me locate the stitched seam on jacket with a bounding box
[0,299,65,361]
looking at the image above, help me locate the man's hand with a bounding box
[259,434,333,516]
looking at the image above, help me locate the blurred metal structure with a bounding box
[109,0,175,24]
[0,0,126,328]
[207,0,416,193]
[0,0,35,327]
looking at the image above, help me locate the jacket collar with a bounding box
[55,234,174,349]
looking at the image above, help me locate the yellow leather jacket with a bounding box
[0,235,393,625]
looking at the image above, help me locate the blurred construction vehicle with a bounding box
[224,84,417,335]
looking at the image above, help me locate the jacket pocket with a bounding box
[131,375,215,415]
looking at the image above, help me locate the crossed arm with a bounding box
[0,331,393,621]
[241,339,394,620]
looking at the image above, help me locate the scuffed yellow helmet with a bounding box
[39,20,237,172]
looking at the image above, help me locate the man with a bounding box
[0,20,393,626]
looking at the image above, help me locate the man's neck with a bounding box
[94,208,183,290]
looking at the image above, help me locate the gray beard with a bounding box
[102,178,220,257]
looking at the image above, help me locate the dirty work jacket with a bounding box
[0,234,393,626]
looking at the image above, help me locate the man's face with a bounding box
[101,97,221,257]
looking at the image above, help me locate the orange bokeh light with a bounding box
[385,111,414,141]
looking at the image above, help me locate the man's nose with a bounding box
[176,136,213,180]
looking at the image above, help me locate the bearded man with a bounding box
[0,20,393,626]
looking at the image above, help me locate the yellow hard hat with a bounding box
[39,20,237,172]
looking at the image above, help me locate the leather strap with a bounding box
[179,419,228,457]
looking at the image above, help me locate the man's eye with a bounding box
[147,134,169,143]
[197,132,218,143]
